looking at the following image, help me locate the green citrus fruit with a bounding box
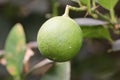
[37,16,82,62]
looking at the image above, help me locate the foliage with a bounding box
[5,23,26,80]
[0,0,120,80]
[96,0,118,10]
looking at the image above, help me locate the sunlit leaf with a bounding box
[81,25,112,41]
[96,0,118,10]
[41,62,70,80]
[5,23,26,76]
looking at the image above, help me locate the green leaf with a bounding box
[96,0,118,10]
[41,62,70,80]
[81,25,112,41]
[5,23,26,76]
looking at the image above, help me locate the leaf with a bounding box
[112,39,120,51]
[74,18,108,26]
[5,23,26,76]
[41,62,71,80]
[81,25,112,41]
[96,0,118,10]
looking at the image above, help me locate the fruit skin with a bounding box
[37,16,82,62]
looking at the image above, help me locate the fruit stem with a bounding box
[63,5,70,17]
[63,5,87,17]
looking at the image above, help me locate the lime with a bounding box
[37,16,82,62]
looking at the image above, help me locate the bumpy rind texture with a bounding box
[37,16,82,62]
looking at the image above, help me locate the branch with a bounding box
[63,5,87,17]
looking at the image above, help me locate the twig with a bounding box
[63,5,87,17]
